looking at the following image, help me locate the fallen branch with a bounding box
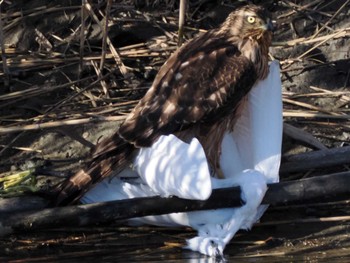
[280,146,350,173]
[0,172,349,235]
[283,123,327,150]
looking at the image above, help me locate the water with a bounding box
[1,220,350,262]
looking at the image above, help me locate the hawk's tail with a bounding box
[55,132,135,206]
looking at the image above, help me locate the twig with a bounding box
[0,116,125,134]
[273,27,350,48]
[289,91,350,99]
[0,4,10,86]
[309,86,350,108]
[57,70,98,108]
[257,215,350,226]
[0,132,26,157]
[297,29,347,61]
[0,76,96,108]
[178,0,187,46]
[79,0,87,75]
[99,0,112,71]
[0,145,42,153]
[283,98,344,116]
[3,6,81,32]
[43,72,114,114]
[91,60,110,97]
[85,1,128,76]
[283,111,350,120]
[311,0,350,39]
[0,172,349,234]
[0,48,171,73]
[296,120,350,132]
[55,127,95,149]
[279,0,325,19]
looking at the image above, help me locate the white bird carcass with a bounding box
[81,61,283,257]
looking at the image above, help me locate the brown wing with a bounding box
[55,133,135,205]
[55,30,258,205]
[119,30,258,147]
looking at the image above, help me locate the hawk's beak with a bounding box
[266,20,275,32]
[261,19,275,32]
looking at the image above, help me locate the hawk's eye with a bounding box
[247,16,256,24]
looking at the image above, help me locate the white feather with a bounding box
[81,61,283,257]
[134,134,212,200]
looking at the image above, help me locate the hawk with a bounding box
[56,4,274,205]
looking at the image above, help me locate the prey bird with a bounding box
[56,4,275,206]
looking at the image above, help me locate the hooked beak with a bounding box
[261,19,275,32]
[266,19,276,32]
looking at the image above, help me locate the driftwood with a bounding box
[280,146,350,173]
[283,123,328,151]
[0,195,49,213]
[0,172,349,236]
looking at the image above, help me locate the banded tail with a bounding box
[55,132,135,205]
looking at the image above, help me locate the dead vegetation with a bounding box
[0,0,350,261]
[0,0,349,171]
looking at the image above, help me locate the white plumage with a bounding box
[82,61,283,257]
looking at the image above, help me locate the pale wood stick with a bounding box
[283,111,350,119]
[178,0,187,46]
[283,98,344,116]
[99,0,112,71]
[91,60,110,97]
[0,116,125,134]
[273,27,349,48]
[85,1,128,76]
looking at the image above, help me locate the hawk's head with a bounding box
[222,5,274,39]
[220,5,274,79]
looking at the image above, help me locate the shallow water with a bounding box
[2,218,350,263]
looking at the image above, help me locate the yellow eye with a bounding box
[247,16,256,24]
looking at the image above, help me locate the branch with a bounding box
[280,146,350,173]
[178,0,187,46]
[0,172,349,236]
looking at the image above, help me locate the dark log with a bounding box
[280,146,350,173]
[283,123,328,151]
[0,195,49,213]
[0,188,242,236]
[0,172,349,236]
[265,171,350,205]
